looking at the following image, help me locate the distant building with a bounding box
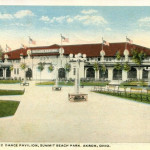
[1,42,150,82]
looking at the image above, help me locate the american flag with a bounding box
[126,37,133,44]
[21,44,27,49]
[103,40,109,46]
[61,35,69,42]
[6,44,11,52]
[29,37,36,45]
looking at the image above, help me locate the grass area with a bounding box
[0,89,25,95]
[81,81,109,86]
[120,81,148,87]
[36,81,109,86]
[94,90,150,104]
[0,100,20,117]
[36,81,74,86]
[0,80,21,84]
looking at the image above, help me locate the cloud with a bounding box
[0,13,13,19]
[138,17,150,27]
[105,27,112,31]
[67,17,73,23]
[14,10,34,18]
[40,16,50,22]
[81,9,98,14]
[74,15,107,25]
[51,16,66,23]
[40,14,107,26]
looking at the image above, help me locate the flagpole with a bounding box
[125,36,127,49]
[102,37,104,50]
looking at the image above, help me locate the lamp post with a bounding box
[68,53,88,101]
[52,47,64,91]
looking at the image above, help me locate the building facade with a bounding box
[1,42,150,82]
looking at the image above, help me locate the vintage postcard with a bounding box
[0,0,150,150]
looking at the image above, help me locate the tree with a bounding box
[48,63,54,72]
[64,63,71,79]
[0,45,4,60]
[123,62,131,72]
[131,49,146,81]
[93,62,99,80]
[100,64,106,81]
[48,63,54,79]
[20,63,27,83]
[37,62,45,83]
[115,51,122,82]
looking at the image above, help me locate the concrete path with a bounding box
[0,81,150,142]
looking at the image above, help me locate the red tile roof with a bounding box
[3,43,150,60]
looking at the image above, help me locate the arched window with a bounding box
[0,69,3,77]
[142,69,148,79]
[26,68,32,79]
[58,68,65,79]
[113,69,122,80]
[86,68,95,79]
[128,67,137,79]
[99,69,108,79]
[6,69,11,77]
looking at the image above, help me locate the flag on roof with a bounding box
[126,37,133,44]
[61,35,69,42]
[6,44,11,52]
[103,40,109,46]
[29,37,36,45]
[21,44,27,49]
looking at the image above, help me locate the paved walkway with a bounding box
[0,81,150,142]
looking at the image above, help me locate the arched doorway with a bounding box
[58,68,65,79]
[6,69,11,77]
[113,69,122,80]
[26,68,32,80]
[0,69,3,77]
[142,69,148,79]
[99,69,108,80]
[86,68,95,79]
[128,67,137,79]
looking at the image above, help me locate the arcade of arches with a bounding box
[85,67,149,80]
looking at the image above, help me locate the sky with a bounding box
[1,6,150,51]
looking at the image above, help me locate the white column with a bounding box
[3,68,6,79]
[84,68,88,78]
[95,70,99,80]
[122,70,128,81]
[136,67,143,80]
[108,67,113,81]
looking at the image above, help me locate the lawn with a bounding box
[0,100,20,117]
[0,80,21,84]
[95,90,150,104]
[36,81,109,86]
[120,81,148,87]
[0,89,25,95]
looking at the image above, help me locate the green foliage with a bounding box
[116,51,121,60]
[9,65,14,71]
[0,100,20,117]
[131,49,146,65]
[123,62,131,72]
[38,62,45,72]
[0,45,4,60]
[0,89,24,95]
[93,62,99,72]
[20,63,27,70]
[48,63,54,72]
[0,80,20,84]
[100,64,106,73]
[114,63,122,71]
[65,63,71,72]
